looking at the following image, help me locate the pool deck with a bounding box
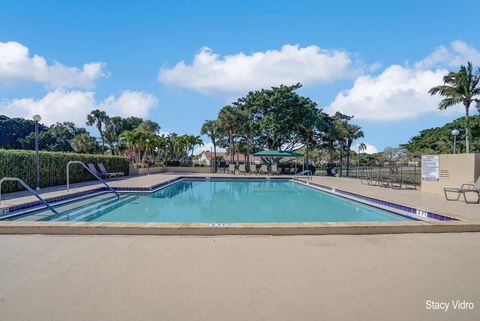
[1,176,479,320]
[0,233,478,321]
[0,173,479,235]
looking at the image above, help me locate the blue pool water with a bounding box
[10,179,409,222]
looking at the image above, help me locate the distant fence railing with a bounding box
[315,165,421,187]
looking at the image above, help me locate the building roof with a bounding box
[200,151,262,162]
[252,150,303,157]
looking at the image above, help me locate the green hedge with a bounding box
[0,149,129,193]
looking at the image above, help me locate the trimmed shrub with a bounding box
[0,149,129,193]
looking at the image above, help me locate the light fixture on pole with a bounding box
[357,145,361,179]
[145,139,150,175]
[451,129,460,154]
[32,114,42,190]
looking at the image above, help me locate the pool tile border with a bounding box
[292,180,457,222]
[0,175,458,223]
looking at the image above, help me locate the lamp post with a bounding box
[145,139,150,175]
[357,145,361,179]
[32,114,42,190]
[451,129,460,154]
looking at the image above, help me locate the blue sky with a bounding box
[1,0,479,153]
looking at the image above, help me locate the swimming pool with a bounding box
[7,179,411,223]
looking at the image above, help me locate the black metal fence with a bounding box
[315,164,421,188]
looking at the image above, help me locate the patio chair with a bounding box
[260,164,269,175]
[444,176,480,204]
[250,165,258,175]
[238,164,246,175]
[227,164,236,175]
[286,168,294,175]
[87,163,115,179]
[98,163,124,178]
[271,164,280,175]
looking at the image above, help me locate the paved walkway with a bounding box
[0,233,478,321]
[309,176,479,222]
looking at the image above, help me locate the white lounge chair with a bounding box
[286,168,295,175]
[238,164,246,175]
[260,165,269,175]
[87,163,115,179]
[98,163,124,178]
[271,164,280,175]
[250,165,258,175]
[444,176,480,204]
[227,164,236,174]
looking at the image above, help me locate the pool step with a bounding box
[67,195,139,222]
[10,193,116,221]
[44,194,137,222]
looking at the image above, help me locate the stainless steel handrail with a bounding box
[294,170,313,181]
[0,177,59,214]
[67,161,120,200]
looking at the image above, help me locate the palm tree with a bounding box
[358,143,367,164]
[201,120,220,172]
[71,133,98,154]
[86,109,108,153]
[187,135,203,158]
[345,124,364,176]
[334,121,348,176]
[153,134,167,165]
[357,143,367,177]
[235,108,256,171]
[103,116,124,155]
[218,106,237,163]
[429,62,480,153]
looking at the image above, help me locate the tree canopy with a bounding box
[402,115,480,154]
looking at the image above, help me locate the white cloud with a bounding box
[0,41,107,88]
[193,142,226,155]
[415,40,480,69]
[328,66,452,121]
[327,40,478,121]
[0,89,158,126]
[353,142,379,154]
[159,44,362,94]
[98,90,158,119]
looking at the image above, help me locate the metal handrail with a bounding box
[67,161,120,200]
[294,170,313,181]
[0,177,59,214]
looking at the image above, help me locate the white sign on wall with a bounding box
[422,155,439,181]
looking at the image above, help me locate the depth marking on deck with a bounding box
[208,223,236,228]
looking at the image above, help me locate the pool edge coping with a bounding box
[0,220,479,235]
[0,175,473,235]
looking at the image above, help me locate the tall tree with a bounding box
[0,115,45,149]
[358,143,367,167]
[232,106,257,170]
[137,120,161,133]
[71,133,99,154]
[429,62,480,153]
[104,116,124,155]
[332,112,353,176]
[218,105,237,163]
[187,135,203,158]
[201,120,221,172]
[86,109,108,153]
[238,84,320,151]
[344,123,364,176]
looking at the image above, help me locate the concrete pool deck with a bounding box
[0,173,479,235]
[0,233,478,321]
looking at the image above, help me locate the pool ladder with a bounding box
[294,170,313,181]
[66,161,120,200]
[0,177,58,214]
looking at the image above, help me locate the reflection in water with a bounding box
[18,180,407,223]
[151,181,197,199]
